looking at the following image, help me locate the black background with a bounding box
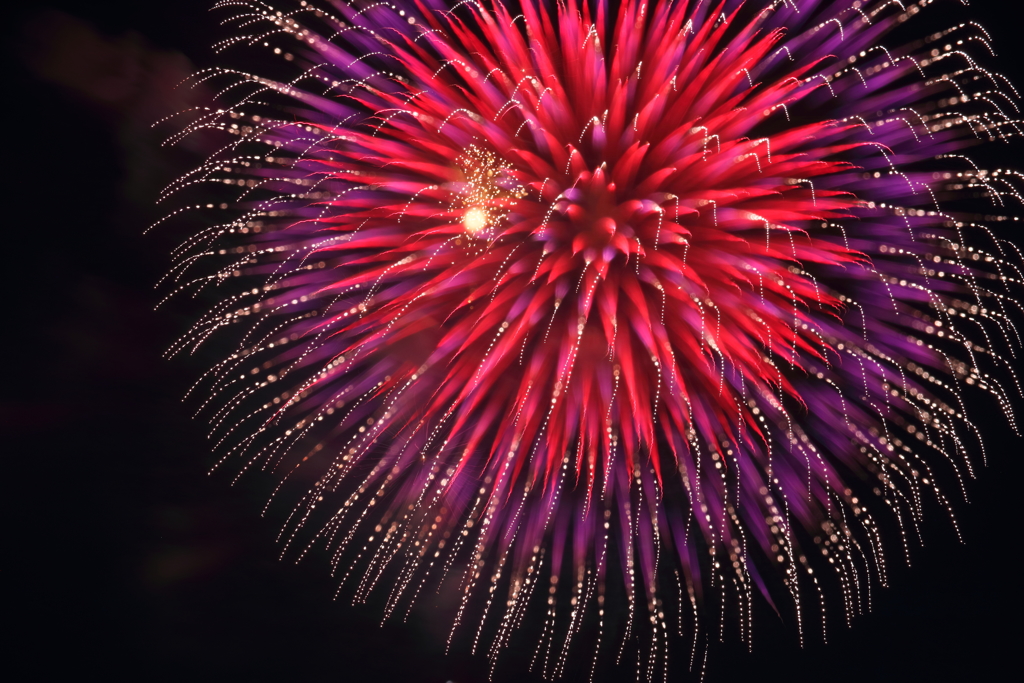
[5,1,1021,681]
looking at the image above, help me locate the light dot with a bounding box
[462,207,488,233]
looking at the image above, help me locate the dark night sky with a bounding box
[5,1,1021,681]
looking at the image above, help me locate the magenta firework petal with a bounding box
[162,0,1021,678]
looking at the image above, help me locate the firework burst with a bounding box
[160,0,1022,678]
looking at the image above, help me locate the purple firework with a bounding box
[159,0,1021,678]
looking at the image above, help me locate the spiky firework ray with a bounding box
[162,0,1021,678]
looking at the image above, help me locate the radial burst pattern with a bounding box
[162,0,1022,678]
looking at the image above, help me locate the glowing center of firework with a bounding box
[550,166,665,261]
[462,207,488,233]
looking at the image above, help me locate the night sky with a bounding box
[6,1,1021,681]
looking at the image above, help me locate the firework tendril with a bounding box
[161,0,1022,678]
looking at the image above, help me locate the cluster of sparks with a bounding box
[159,0,1022,679]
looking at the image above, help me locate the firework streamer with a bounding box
[159,0,1022,678]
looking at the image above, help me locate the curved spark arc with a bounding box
[160,0,1022,678]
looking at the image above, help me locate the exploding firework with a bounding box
[159,0,1021,678]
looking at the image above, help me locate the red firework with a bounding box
[161,0,1022,679]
